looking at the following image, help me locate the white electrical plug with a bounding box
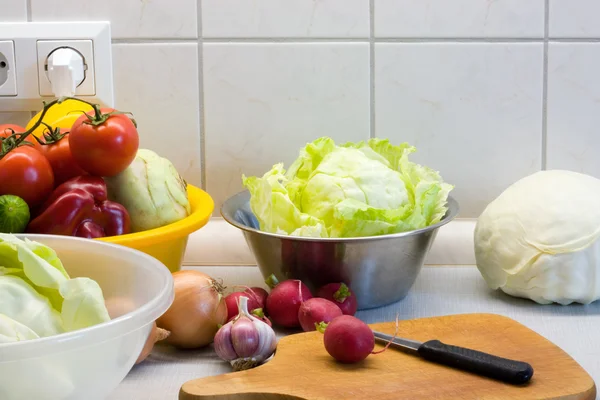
[46,47,85,97]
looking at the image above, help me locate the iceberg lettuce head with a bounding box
[242,137,453,238]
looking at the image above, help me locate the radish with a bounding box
[225,292,261,322]
[247,306,273,327]
[298,298,343,332]
[316,282,358,316]
[265,276,313,328]
[246,287,268,308]
[323,315,374,363]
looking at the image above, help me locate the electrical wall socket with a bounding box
[0,22,113,112]
[0,40,17,96]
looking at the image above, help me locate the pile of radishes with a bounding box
[224,275,358,332]
[135,271,387,370]
[223,275,382,364]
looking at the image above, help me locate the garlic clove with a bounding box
[214,322,237,361]
[231,317,260,358]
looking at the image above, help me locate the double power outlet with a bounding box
[0,21,114,111]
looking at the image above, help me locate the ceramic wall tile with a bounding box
[0,0,27,21]
[203,42,370,210]
[375,0,544,38]
[202,0,369,38]
[111,43,201,187]
[375,43,544,217]
[549,0,600,38]
[547,43,600,176]
[31,0,197,39]
[0,112,32,127]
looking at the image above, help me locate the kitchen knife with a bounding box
[373,331,534,385]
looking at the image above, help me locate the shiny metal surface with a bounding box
[220,190,459,310]
[373,331,421,354]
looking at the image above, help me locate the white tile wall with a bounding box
[549,0,600,38]
[0,0,27,21]
[547,43,600,176]
[111,43,202,187]
[30,0,197,39]
[0,0,599,223]
[375,43,543,217]
[0,112,32,127]
[203,43,370,208]
[202,0,369,38]
[375,0,544,38]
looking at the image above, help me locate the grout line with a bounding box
[202,37,369,43]
[202,37,541,43]
[369,0,375,139]
[111,38,198,44]
[198,0,207,191]
[548,38,600,42]
[541,0,549,170]
[372,37,545,42]
[26,0,32,21]
[108,37,600,44]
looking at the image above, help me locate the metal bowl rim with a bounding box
[220,190,460,243]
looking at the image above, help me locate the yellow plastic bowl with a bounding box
[97,185,214,272]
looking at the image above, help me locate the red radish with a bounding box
[225,293,261,322]
[265,277,313,328]
[246,287,269,308]
[247,307,273,327]
[298,298,343,332]
[316,283,358,316]
[323,315,374,363]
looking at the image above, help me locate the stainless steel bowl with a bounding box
[221,190,459,310]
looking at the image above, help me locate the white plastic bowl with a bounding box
[0,234,174,400]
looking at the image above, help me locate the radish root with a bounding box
[371,313,400,355]
[233,285,263,306]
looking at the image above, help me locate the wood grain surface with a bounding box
[180,313,596,400]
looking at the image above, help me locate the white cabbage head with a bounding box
[474,170,600,305]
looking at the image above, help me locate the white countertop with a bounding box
[109,265,600,400]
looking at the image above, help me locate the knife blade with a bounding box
[373,331,534,385]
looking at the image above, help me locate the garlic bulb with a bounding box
[214,295,277,371]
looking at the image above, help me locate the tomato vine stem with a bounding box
[0,96,136,159]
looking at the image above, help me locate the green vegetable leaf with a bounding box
[0,313,40,343]
[0,275,64,337]
[333,283,351,303]
[0,234,110,340]
[59,278,111,332]
[242,137,453,238]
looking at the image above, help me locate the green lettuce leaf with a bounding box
[242,137,453,238]
[0,313,40,343]
[0,234,110,341]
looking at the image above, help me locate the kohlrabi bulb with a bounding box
[105,149,191,232]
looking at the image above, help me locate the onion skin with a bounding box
[135,322,170,364]
[156,270,228,349]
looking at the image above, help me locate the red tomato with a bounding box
[0,146,54,208]
[38,135,88,186]
[0,124,40,148]
[68,109,139,177]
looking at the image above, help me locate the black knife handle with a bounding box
[417,340,534,385]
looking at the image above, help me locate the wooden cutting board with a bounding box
[180,313,596,400]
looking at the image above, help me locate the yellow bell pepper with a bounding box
[26,99,94,140]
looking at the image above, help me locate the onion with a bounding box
[156,270,227,349]
[135,322,170,364]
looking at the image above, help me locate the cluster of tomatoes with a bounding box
[0,100,140,210]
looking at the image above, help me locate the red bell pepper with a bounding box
[27,176,131,238]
